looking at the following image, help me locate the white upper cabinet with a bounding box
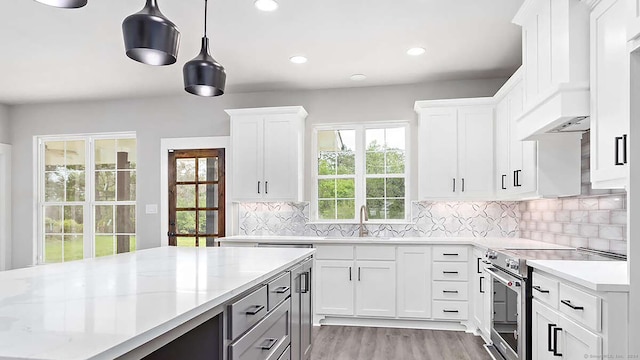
[513,0,591,140]
[589,0,630,189]
[627,0,640,41]
[227,106,307,201]
[415,99,495,200]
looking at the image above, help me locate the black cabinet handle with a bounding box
[349,267,352,281]
[561,299,584,311]
[301,272,309,293]
[501,174,507,190]
[443,310,459,313]
[548,323,557,352]
[443,253,459,256]
[258,181,261,194]
[443,271,459,274]
[476,257,482,274]
[260,338,278,350]
[615,136,624,166]
[513,170,518,187]
[274,286,290,294]
[443,290,459,294]
[553,327,562,356]
[358,267,361,281]
[265,181,269,194]
[480,276,485,293]
[623,134,628,164]
[453,178,456,192]
[246,305,265,315]
[462,178,465,192]
[533,285,550,294]
[515,170,522,187]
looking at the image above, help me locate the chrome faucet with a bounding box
[359,205,369,237]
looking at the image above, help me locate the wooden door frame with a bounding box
[160,137,231,247]
[0,143,11,270]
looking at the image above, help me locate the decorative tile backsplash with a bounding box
[238,201,520,238]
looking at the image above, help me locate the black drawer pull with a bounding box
[260,338,278,350]
[533,285,550,294]
[274,286,290,294]
[443,310,459,313]
[501,174,507,190]
[548,323,557,352]
[443,253,459,256]
[443,290,459,294]
[553,327,562,356]
[561,300,584,311]
[443,271,459,274]
[245,305,265,315]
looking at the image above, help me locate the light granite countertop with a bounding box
[0,246,315,360]
[527,260,629,292]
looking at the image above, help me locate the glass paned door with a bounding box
[168,149,225,247]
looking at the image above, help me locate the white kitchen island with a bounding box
[0,246,315,360]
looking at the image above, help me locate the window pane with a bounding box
[366,152,385,174]
[177,237,196,247]
[176,159,196,182]
[63,235,83,262]
[66,141,85,171]
[318,152,336,176]
[318,179,336,199]
[366,129,385,151]
[45,235,63,263]
[387,199,405,219]
[44,206,62,234]
[95,171,116,201]
[198,158,218,181]
[336,179,355,198]
[336,200,355,219]
[115,205,136,234]
[130,236,136,252]
[177,211,196,234]
[386,178,405,198]
[95,205,113,233]
[199,210,218,234]
[66,170,85,202]
[116,170,135,201]
[366,178,385,198]
[318,130,355,152]
[386,151,405,174]
[367,199,385,220]
[44,141,65,171]
[95,139,116,170]
[44,171,65,202]
[117,138,137,170]
[318,200,335,220]
[177,185,196,208]
[386,128,406,151]
[198,184,218,208]
[95,235,115,258]
[64,205,83,233]
[336,152,355,175]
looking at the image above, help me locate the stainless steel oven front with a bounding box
[485,266,526,360]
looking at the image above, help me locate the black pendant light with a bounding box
[35,0,87,8]
[183,0,226,97]
[122,0,180,66]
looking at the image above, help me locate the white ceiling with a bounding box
[0,0,523,104]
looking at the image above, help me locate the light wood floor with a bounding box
[310,326,492,360]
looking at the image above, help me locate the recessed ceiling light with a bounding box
[407,47,426,56]
[254,0,278,12]
[350,74,367,81]
[289,56,308,64]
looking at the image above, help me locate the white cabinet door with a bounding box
[419,108,458,199]
[532,300,560,360]
[495,97,511,195]
[482,268,492,337]
[458,106,495,197]
[471,251,485,329]
[591,0,629,189]
[263,116,298,200]
[231,117,264,201]
[355,260,396,317]
[559,316,602,359]
[315,260,354,316]
[627,0,640,41]
[397,247,432,319]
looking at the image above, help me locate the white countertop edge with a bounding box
[527,260,629,293]
[89,249,315,360]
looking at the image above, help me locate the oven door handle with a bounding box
[485,267,521,288]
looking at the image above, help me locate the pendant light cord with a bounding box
[204,0,208,38]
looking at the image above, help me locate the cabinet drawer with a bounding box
[229,285,269,340]
[229,299,291,360]
[432,281,469,301]
[356,246,395,260]
[432,300,468,320]
[277,346,290,360]
[314,245,354,260]
[559,283,602,332]
[433,246,469,262]
[532,272,559,309]
[433,262,469,281]
[268,272,291,311]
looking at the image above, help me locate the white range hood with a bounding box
[512,0,591,140]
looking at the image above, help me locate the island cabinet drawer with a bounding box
[432,281,469,301]
[314,245,354,260]
[277,346,291,360]
[532,272,559,308]
[559,283,602,332]
[355,245,396,261]
[432,262,469,281]
[432,246,469,262]
[230,285,269,339]
[229,298,291,360]
[268,273,291,311]
[432,300,468,320]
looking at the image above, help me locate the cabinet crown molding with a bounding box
[414,97,495,112]
[493,67,523,101]
[225,106,309,118]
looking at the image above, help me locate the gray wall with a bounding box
[9,78,506,269]
[0,105,10,144]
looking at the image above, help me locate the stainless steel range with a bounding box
[483,247,625,360]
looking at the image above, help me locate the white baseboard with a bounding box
[316,316,472,332]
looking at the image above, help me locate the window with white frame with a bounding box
[38,134,136,264]
[313,123,408,222]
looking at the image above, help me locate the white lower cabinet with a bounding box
[355,261,396,317]
[315,260,354,316]
[397,247,432,319]
[471,249,491,339]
